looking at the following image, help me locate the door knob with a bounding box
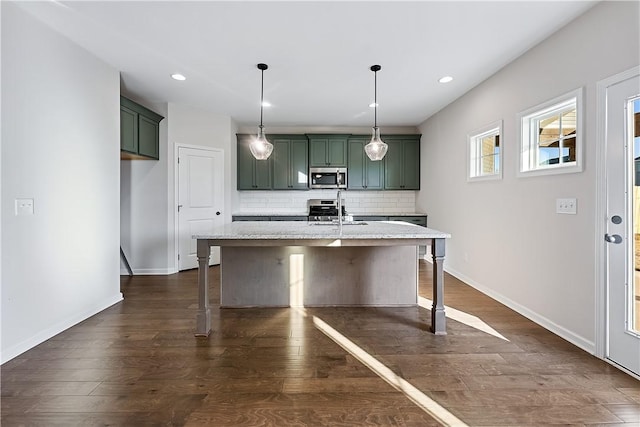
[604,234,623,244]
[216,211,221,215]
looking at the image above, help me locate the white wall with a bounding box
[168,103,235,229]
[1,3,122,363]
[168,103,235,223]
[417,1,640,352]
[120,99,171,274]
[121,110,416,273]
[120,103,235,274]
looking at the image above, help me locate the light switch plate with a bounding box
[15,198,34,216]
[556,198,577,214]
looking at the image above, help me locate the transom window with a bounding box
[519,88,583,176]
[468,121,502,181]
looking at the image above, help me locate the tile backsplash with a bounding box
[236,190,416,214]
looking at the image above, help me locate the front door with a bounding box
[178,146,224,270]
[604,67,640,376]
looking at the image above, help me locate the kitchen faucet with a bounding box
[337,189,343,231]
[336,170,343,232]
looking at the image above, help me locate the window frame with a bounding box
[518,88,584,177]
[467,120,503,182]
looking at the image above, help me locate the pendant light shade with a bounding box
[365,65,388,161]
[250,63,273,160]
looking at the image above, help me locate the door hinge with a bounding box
[178,254,180,261]
[177,157,180,164]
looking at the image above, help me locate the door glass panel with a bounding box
[633,97,640,333]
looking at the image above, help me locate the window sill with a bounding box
[518,163,583,178]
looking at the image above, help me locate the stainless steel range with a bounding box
[308,199,346,222]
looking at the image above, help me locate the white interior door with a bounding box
[178,146,224,270]
[605,68,640,376]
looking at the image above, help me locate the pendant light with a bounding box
[365,64,388,161]
[249,63,273,160]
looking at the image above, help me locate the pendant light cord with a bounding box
[374,69,377,128]
[257,63,268,130]
[260,67,264,128]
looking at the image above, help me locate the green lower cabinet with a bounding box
[388,216,427,227]
[232,216,270,221]
[352,215,388,221]
[347,138,384,190]
[384,135,421,190]
[120,96,163,160]
[237,134,272,190]
[272,135,309,190]
[233,215,307,221]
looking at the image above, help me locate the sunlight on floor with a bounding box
[311,315,469,427]
[289,253,304,307]
[419,296,509,342]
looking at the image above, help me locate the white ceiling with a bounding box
[15,1,597,128]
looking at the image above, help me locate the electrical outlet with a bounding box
[15,198,34,216]
[556,198,577,214]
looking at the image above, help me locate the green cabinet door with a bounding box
[348,139,365,189]
[290,138,309,190]
[120,96,163,160]
[237,134,272,190]
[383,138,403,189]
[328,138,348,166]
[272,136,308,190]
[347,138,383,190]
[120,105,138,154]
[308,135,348,167]
[138,115,159,159]
[402,137,420,190]
[309,139,328,167]
[272,139,290,189]
[384,135,421,190]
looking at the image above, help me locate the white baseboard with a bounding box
[1,293,124,364]
[443,266,595,355]
[121,267,177,275]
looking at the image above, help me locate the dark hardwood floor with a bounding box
[2,261,639,426]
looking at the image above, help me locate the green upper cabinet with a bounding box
[120,96,164,160]
[347,137,384,190]
[237,134,272,190]
[235,133,420,191]
[271,135,309,190]
[384,135,421,190]
[308,134,348,167]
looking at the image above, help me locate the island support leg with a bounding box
[431,238,447,335]
[195,239,211,337]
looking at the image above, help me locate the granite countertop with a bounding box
[349,212,428,217]
[232,212,428,217]
[194,220,449,241]
[232,212,306,216]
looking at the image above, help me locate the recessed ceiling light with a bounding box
[261,101,271,107]
[171,73,186,81]
[439,76,453,83]
[369,102,378,108]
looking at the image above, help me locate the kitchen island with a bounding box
[194,221,450,336]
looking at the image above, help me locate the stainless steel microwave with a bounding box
[309,167,347,189]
